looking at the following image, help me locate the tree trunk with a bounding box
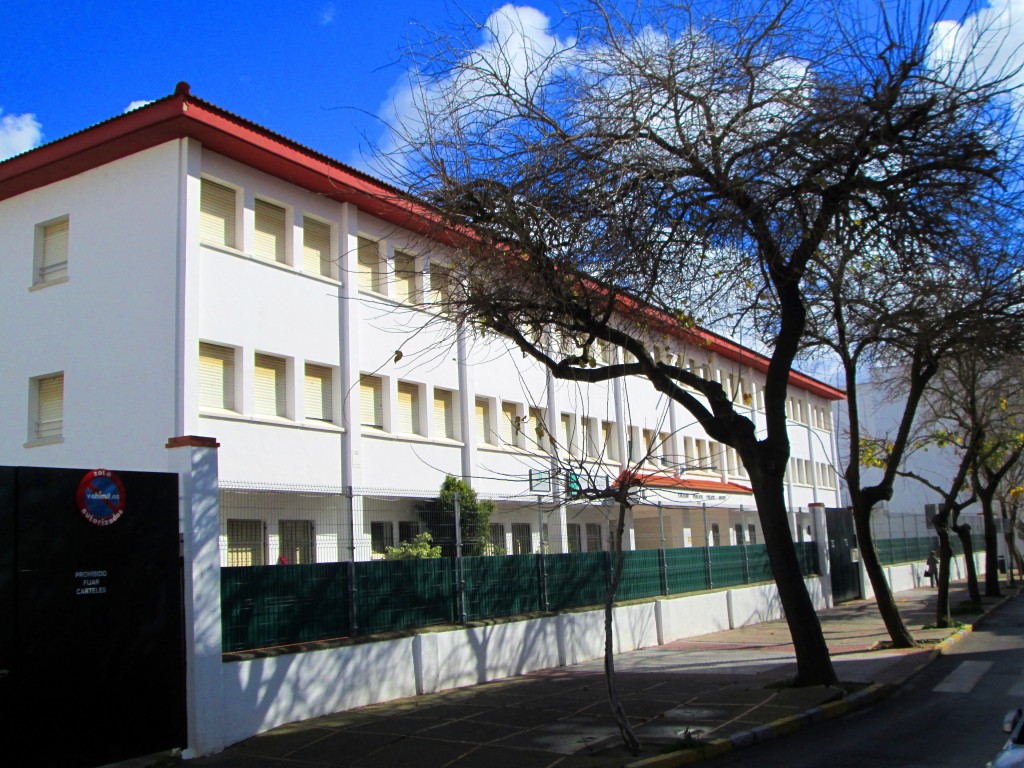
[751,477,837,686]
[935,520,953,628]
[604,499,640,755]
[952,522,981,603]
[981,494,1002,597]
[851,499,916,647]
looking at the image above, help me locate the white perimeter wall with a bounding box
[218,575,828,751]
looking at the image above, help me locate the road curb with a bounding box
[627,593,1023,768]
[626,628,982,767]
[625,684,889,768]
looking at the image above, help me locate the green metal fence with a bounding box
[222,541,822,653]
[874,533,985,566]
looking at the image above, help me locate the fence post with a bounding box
[454,491,466,623]
[346,560,358,637]
[658,501,668,596]
[703,503,713,589]
[344,486,358,636]
[537,496,549,612]
[345,485,356,562]
[740,503,750,584]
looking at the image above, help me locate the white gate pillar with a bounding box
[167,435,225,758]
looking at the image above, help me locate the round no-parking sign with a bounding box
[76,469,126,527]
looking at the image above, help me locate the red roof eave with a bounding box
[615,471,754,496]
[0,84,458,247]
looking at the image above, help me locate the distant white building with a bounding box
[0,83,844,564]
[835,377,982,540]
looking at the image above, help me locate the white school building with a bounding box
[0,82,843,565]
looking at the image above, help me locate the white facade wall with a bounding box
[0,141,183,471]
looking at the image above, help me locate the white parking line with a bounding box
[933,660,994,693]
[1006,675,1024,697]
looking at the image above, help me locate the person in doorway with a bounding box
[926,550,938,587]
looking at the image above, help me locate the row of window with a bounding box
[224,518,315,566]
[198,343,833,489]
[199,342,335,422]
[19,360,841,500]
[366,520,602,557]
[788,458,838,489]
[200,178,454,305]
[230,517,762,564]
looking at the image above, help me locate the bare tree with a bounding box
[385,0,1024,685]
[971,415,1024,598]
[997,464,1024,584]
[880,354,1024,616]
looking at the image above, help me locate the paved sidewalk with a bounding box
[147,583,1016,768]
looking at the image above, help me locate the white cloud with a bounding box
[124,100,154,112]
[0,110,42,160]
[375,5,573,171]
[319,3,336,25]
[929,1,1024,94]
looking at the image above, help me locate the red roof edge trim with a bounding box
[611,294,845,401]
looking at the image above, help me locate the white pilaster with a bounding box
[167,435,225,758]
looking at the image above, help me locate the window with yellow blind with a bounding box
[396,381,422,435]
[602,420,617,460]
[696,439,709,466]
[529,407,547,452]
[226,519,265,566]
[360,375,384,429]
[303,216,333,278]
[357,237,383,294]
[500,402,519,447]
[643,428,656,463]
[33,373,64,441]
[433,388,455,439]
[35,216,69,285]
[429,261,452,306]
[199,178,236,248]
[475,398,493,445]
[658,432,671,466]
[393,251,418,303]
[561,414,577,455]
[254,199,287,263]
[304,363,333,422]
[279,520,314,565]
[683,436,694,466]
[567,523,582,553]
[198,342,236,411]
[582,418,599,458]
[254,354,288,418]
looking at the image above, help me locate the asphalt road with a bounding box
[705,592,1024,768]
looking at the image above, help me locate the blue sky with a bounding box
[0,1,1010,175]
[0,0,566,172]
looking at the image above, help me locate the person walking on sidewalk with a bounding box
[926,550,938,587]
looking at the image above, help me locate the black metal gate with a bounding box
[826,506,861,603]
[0,466,186,767]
